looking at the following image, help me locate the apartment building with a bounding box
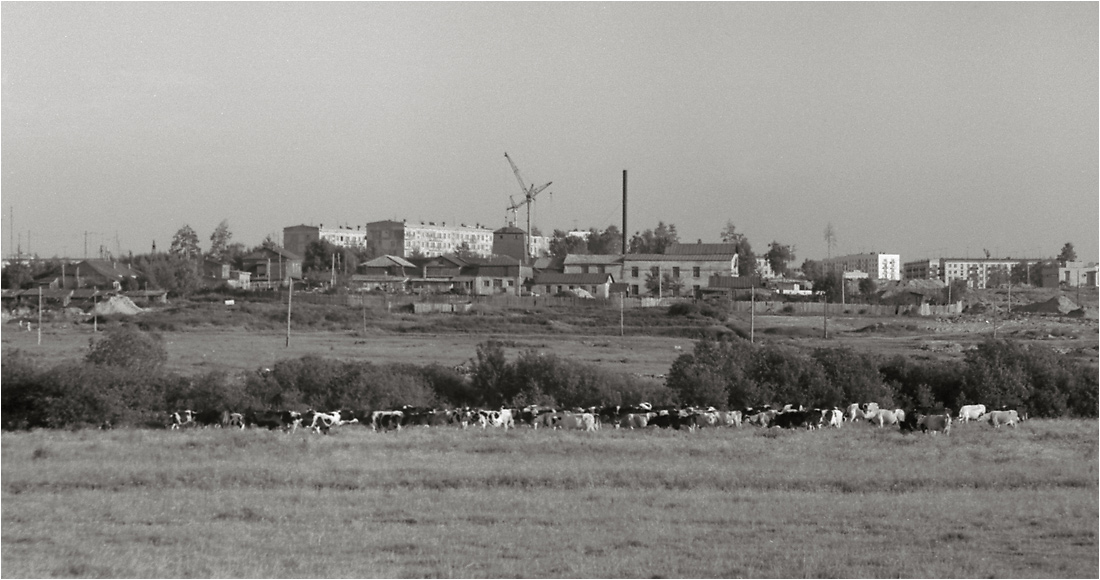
[283,224,367,259]
[822,253,901,281]
[366,220,494,259]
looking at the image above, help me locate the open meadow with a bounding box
[2,419,1097,578]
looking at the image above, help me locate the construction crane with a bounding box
[503,152,551,261]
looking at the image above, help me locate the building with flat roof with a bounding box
[283,224,368,259]
[822,253,901,281]
[366,220,494,259]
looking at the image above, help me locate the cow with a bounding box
[772,410,810,429]
[371,410,405,431]
[898,410,920,433]
[304,410,360,434]
[986,410,1019,428]
[718,410,742,428]
[893,409,906,424]
[553,413,597,431]
[917,413,951,435]
[245,410,302,431]
[191,409,225,428]
[864,409,898,428]
[744,410,774,427]
[803,409,825,430]
[619,413,650,430]
[823,408,844,428]
[224,412,245,429]
[169,410,195,430]
[478,408,515,429]
[958,404,986,423]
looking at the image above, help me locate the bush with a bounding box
[85,325,168,373]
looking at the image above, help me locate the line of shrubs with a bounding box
[665,337,1098,418]
[3,325,1096,430]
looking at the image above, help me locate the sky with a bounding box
[3,3,1097,264]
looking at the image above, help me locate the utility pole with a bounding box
[38,287,43,345]
[823,293,828,339]
[750,278,756,344]
[619,291,624,337]
[286,279,293,348]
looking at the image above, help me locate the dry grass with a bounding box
[3,420,1096,578]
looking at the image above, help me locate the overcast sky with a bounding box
[3,3,1097,263]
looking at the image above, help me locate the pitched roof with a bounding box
[624,254,737,262]
[666,243,739,255]
[494,226,526,234]
[465,255,521,267]
[563,254,624,266]
[534,272,615,285]
[707,276,763,289]
[363,255,416,268]
[243,246,302,261]
[77,259,142,280]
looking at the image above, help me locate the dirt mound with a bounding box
[1017,295,1080,314]
[92,295,144,316]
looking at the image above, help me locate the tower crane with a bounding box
[503,152,551,261]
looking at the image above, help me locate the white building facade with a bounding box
[366,220,495,259]
[822,253,901,281]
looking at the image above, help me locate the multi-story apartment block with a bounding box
[283,224,368,259]
[822,253,901,281]
[903,259,941,281]
[366,220,494,259]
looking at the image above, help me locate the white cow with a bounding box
[986,410,1019,428]
[957,404,986,423]
[823,409,844,428]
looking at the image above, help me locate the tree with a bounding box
[131,253,203,296]
[629,222,679,254]
[857,278,877,300]
[720,221,756,277]
[208,220,233,262]
[587,225,623,255]
[799,259,823,281]
[1058,242,1077,264]
[169,225,202,260]
[454,242,477,260]
[549,229,588,258]
[643,269,685,297]
[765,241,796,277]
[85,325,168,374]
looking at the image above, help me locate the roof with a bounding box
[494,226,526,234]
[351,274,408,283]
[534,273,615,285]
[407,255,468,269]
[465,255,522,267]
[533,256,565,271]
[624,254,737,262]
[363,255,416,268]
[564,254,623,266]
[243,246,302,261]
[707,276,763,289]
[666,243,739,255]
[77,259,142,280]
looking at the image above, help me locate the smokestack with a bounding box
[622,170,628,254]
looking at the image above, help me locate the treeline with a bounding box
[2,326,1095,430]
[0,329,670,430]
[666,338,1097,418]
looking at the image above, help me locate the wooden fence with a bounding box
[284,291,963,317]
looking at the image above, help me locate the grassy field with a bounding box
[3,420,1096,578]
[4,306,1096,379]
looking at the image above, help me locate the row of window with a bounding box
[629,266,701,278]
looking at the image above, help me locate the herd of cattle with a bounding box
[167,402,1023,434]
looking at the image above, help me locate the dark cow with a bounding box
[224,412,245,429]
[192,409,226,428]
[246,410,303,431]
[918,413,952,435]
[772,410,809,429]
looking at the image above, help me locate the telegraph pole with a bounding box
[286,279,293,348]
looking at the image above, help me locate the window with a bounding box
[582,265,589,274]
[631,267,639,278]
[672,267,680,278]
[693,267,700,278]
[631,285,639,295]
